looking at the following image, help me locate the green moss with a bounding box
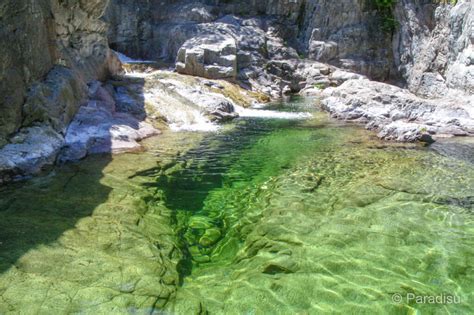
[144,100,169,129]
[436,0,457,5]
[206,79,270,107]
[313,83,326,90]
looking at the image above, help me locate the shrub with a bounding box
[371,0,398,33]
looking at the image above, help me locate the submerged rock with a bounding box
[188,216,216,230]
[199,228,222,247]
[262,258,299,275]
[430,137,474,164]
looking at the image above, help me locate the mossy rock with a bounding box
[188,216,216,230]
[199,228,222,247]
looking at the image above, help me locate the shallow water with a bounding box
[0,97,473,314]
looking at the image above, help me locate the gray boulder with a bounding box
[176,35,238,80]
[149,71,240,124]
[59,84,160,162]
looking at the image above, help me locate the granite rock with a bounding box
[322,79,474,142]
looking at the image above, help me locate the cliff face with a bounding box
[322,1,474,144]
[0,0,117,147]
[393,0,473,97]
[2,0,471,147]
[105,0,393,80]
[106,0,473,93]
[299,0,394,80]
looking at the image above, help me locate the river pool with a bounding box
[0,97,472,314]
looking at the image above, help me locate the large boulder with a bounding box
[176,35,238,80]
[59,83,159,163]
[143,71,240,128]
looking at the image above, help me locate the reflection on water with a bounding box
[0,96,473,314]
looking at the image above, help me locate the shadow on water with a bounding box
[0,71,148,276]
[0,156,112,274]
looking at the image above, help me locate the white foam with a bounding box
[162,105,312,133]
[123,71,153,78]
[164,108,220,132]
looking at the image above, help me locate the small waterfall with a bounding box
[114,50,312,132]
[115,50,154,64]
[168,112,221,132]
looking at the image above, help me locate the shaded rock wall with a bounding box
[299,0,394,80]
[0,0,117,147]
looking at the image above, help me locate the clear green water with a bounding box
[0,97,473,314]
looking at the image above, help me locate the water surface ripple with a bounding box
[0,97,472,314]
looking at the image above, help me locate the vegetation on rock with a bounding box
[372,0,398,33]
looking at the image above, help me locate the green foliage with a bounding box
[372,0,397,33]
[313,83,326,90]
[373,0,396,8]
[435,0,458,5]
[372,0,458,34]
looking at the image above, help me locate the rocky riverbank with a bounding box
[0,61,269,183]
[105,0,473,143]
[317,0,474,143]
[321,79,474,143]
[0,0,472,184]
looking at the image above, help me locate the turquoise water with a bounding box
[0,97,473,314]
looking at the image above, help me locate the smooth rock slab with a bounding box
[322,79,474,142]
[59,85,160,163]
